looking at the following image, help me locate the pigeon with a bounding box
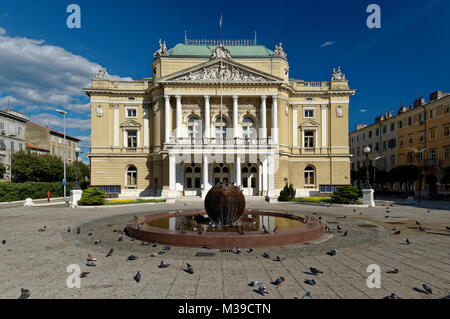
[426,209,430,214]
[353,209,357,213]
[327,249,339,256]
[310,267,323,275]
[302,291,312,299]
[236,247,241,255]
[393,230,401,235]
[257,285,269,295]
[203,245,211,249]
[249,281,261,287]
[422,284,432,294]
[273,277,285,285]
[445,226,450,231]
[415,221,421,225]
[262,252,270,259]
[88,229,94,236]
[304,279,316,285]
[87,254,97,261]
[159,261,169,268]
[163,246,171,251]
[384,293,401,299]
[138,222,144,230]
[343,230,348,237]
[186,263,194,274]
[152,242,158,247]
[67,227,71,232]
[2,240,5,245]
[273,226,278,233]
[127,255,139,261]
[86,260,96,267]
[406,238,411,245]
[80,272,89,278]
[18,288,30,299]
[418,226,425,232]
[118,236,124,241]
[141,241,149,246]
[94,240,101,245]
[150,253,157,257]
[106,249,113,257]
[158,250,166,255]
[134,271,141,283]
[274,256,286,262]
[247,248,254,253]
[337,225,342,231]
[76,227,80,234]
[263,225,269,234]
[387,268,399,274]
[38,225,47,232]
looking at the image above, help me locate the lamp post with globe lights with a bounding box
[73,146,82,190]
[70,145,84,207]
[362,146,375,207]
[363,146,371,188]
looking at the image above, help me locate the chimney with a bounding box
[413,97,425,108]
[429,91,450,101]
[356,124,367,131]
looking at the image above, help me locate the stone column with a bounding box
[164,95,171,144]
[202,154,210,199]
[260,95,267,140]
[233,95,239,138]
[236,155,241,187]
[204,96,211,138]
[113,104,119,147]
[175,95,182,138]
[168,154,176,199]
[262,157,268,195]
[292,105,298,148]
[271,95,278,144]
[321,104,327,150]
[143,106,149,148]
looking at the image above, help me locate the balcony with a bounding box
[167,137,274,147]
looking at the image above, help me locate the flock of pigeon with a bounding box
[12,206,448,299]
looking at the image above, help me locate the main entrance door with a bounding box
[213,164,230,185]
[242,165,258,196]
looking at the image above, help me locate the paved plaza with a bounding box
[0,200,449,299]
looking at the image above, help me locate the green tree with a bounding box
[0,163,6,179]
[278,184,296,201]
[12,151,64,183]
[330,186,362,204]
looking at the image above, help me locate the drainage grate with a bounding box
[195,252,216,257]
[219,249,234,253]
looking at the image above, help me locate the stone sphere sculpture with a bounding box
[204,182,245,225]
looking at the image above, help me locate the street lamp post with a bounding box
[363,146,371,188]
[73,147,81,190]
[417,148,426,204]
[56,109,67,203]
[362,146,375,207]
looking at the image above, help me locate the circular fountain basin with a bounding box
[127,210,324,249]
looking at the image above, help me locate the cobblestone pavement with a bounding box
[0,200,449,299]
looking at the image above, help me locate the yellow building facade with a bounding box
[84,39,355,199]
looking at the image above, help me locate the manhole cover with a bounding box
[195,252,216,257]
[357,224,378,228]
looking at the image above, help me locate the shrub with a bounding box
[330,186,362,204]
[77,187,106,206]
[0,182,74,202]
[278,184,296,201]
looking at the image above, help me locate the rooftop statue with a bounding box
[154,39,169,59]
[94,67,109,80]
[210,44,231,60]
[273,42,287,59]
[331,66,346,81]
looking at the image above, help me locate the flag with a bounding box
[219,14,222,28]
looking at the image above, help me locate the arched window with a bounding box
[242,116,256,138]
[222,167,229,173]
[188,116,201,138]
[186,165,201,189]
[304,165,315,186]
[127,165,137,186]
[242,167,249,173]
[215,116,227,139]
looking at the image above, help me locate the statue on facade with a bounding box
[273,43,287,60]
[210,45,231,60]
[336,106,343,118]
[331,66,346,81]
[94,67,109,80]
[153,39,169,59]
[96,105,103,117]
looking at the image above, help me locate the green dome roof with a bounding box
[168,44,274,58]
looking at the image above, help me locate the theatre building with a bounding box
[84,38,355,200]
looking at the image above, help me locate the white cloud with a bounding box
[0,95,23,107]
[360,109,367,113]
[320,41,335,48]
[29,112,91,131]
[0,32,131,110]
[76,135,91,149]
[0,27,6,35]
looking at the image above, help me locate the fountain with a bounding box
[127,182,324,248]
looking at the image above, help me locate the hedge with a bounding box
[0,182,74,202]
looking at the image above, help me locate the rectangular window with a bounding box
[430,128,436,140]
[429,109,434,119]
[127,171,137,186]
[17,127,22,135]
[390,123,395,131]
[0,122,3,130]
[408,117,412,126]
[195,177,201,188]
[127,130,137,148]
[58,137,62,144]
[368,130,372,138]
[10,141,14,152]
[390,155,396,166]
[304,109,314,118]
[383,141,386,150]
[19,143,23,151]
[444,146,450,160]
[303,131,315,148]
[388,139,396,148]
[407,152,414,163]
[408,135,413,144]
[375,143,379,151]
[126,108,137,118]
[52,135,55,142]
[186,178,192,189]
[398,120,403,128]
[375,128,379,136]
[419,113,423,123]
[362,133,366,140]
[430,150,436,160]
[383,126,386,134]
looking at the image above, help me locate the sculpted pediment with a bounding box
[120,120,141,128]
[300,120,320,128]
[159,59,283,83]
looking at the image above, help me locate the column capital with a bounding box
[292,104,298,110]
[261,95,267,101]
[232,95,239,101]
[204,95,210,101]
[321,104,328,109]
[175,95,182,100]
[112,103,119,110]
[272,95,278,100]
[164,95,170,101]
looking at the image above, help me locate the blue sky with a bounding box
[0,0,449,161]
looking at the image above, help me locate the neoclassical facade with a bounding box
[84,39,355,199]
